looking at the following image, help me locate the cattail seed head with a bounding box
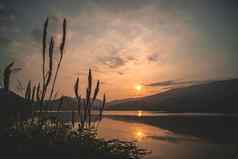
[92,80,100,103]
[60,18,66,56]
[74,77,79,98]
[42,18,48,60]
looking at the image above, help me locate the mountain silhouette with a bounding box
[0,88,31,128]
[107,79,238,113]
[37,96,103,111]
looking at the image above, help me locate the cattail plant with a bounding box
[42,18,48,89]
[99,94,106,121]
[54,96,64,127]
[86,69,92,106]
[3,62,21,91]
[39,36,55,112]
[25,80,32,102]
[3,62,14,91]
[73,69,106,129]
[74,77,82,127]
[86,69,93,126]
[31,86,36,102]
[92,80,100,104]
[71,110,75,128]
[82,100,87,128]
[8,17,107,130]
[74,78,81,112]
[39,17,67,114]
[36,83,41,103]
[49,19,67,100]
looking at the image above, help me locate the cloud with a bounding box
[0,3,5,10]
[98,56,126,69]
[144,80,214,87]
[147,52,160,62]
[117,71,124,75]
[145,80,177,87]
[0,6,16,35]
[96,44,136,69]
[0,7,16,24]
[30,16,62,45]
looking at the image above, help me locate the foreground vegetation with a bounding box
[0,17,149,159]
[0,119,148,159]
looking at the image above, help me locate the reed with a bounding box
[0,17,149,159]
[42,18,48,90]
[49,18,67,100]
[71,110,75,128]
[31,85,36,102]
[3,17,106,130]
[1,120,149,159]
[73,70,106,129]
[3,62,15,91]
[92,80,100,104]
[24,80,32,102]
[74,77,81,115]
[36,83,41,102]
[42,37,54,100]
[39,18,67,114]
[99,94,106,121]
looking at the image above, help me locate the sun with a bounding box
[135,84,142,92]
[134,130,145,141]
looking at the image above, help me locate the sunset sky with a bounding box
[0,0,238,100]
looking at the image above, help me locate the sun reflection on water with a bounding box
[134,130,145,141]
[137,110,143,117]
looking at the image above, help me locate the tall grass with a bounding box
[73,70,106,129]
[2,62,21,91]
[1,120,149,159]
[10,17,107,129]
[0,17,149,159]
[38,17,66,114]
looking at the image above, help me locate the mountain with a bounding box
[0,88,31,128]
[107,79,238,113]
[43,96,103,110]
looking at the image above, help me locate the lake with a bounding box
[50,111,238,159]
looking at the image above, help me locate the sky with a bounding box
[0,0,238,100]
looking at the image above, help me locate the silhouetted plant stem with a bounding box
[100,94,106,121]
[3,62,14,91]
[72,110,75,128]
[40,37,54,114]
[73,69,105,129]
[42,18,48,93]
[49,19,66,100]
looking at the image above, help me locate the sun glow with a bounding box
[135,84,142,92]
[137,110,143,117]
[135,130,145,141]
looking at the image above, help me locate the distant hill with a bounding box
[0,88,102,119]
[41,96,103,111]
[107,79,238,113]
[0,88,31,128]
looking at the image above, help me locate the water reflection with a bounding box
[103,111,238,117]
[137,110,143,117]
[135,129,145,141]
[47,111,238,159]
[97,118,236,159]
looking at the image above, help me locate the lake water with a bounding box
[51,111,238,159]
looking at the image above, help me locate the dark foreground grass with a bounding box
[0,119,149,159]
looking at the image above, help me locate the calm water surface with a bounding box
[51,111,238,159]
[98,111,238,159]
